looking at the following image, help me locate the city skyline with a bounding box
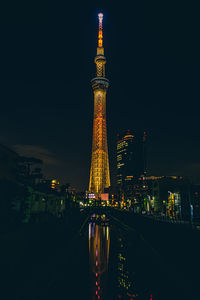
[0,2,200,190]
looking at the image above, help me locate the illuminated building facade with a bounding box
[152,176,191,219]
[89,13,110,198]
[51,179,60,190]
[117,130,147,189]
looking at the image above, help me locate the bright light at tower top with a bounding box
[98,13,103,48]
[98,13,103,26]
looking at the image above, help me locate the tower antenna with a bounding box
[98,13,103,47]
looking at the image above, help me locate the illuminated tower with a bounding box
[89,13,110,197]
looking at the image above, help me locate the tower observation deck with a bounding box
[89,13,110,198]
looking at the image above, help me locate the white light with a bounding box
[98,13,103,24]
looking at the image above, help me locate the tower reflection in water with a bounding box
[88,214,110,300]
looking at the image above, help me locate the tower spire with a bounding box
[98,13,103,48]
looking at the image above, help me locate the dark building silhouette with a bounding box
[0,144,20,226]
[190,184,200,222]
[0,144,18,181]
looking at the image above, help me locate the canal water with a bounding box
[87,214,154,300]
[86,213,188,300]
[0,212,190,300]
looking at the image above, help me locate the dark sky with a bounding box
[0,1,200,190]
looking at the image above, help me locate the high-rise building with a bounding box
[89,13,110,198]
[117,130,147,189]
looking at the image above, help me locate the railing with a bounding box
[133,212,200,229]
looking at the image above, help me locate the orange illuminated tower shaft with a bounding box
[89,13,110,197]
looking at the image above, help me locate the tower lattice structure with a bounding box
[89,13,110,197]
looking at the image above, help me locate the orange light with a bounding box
[99,40,103,47]
[98,16,103,47]
[98,30,103,39]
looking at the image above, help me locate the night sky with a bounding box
[0,1,200,190]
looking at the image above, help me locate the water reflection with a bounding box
[88,214,110,300]
[116,236,139,299]
[88,214,153,300]
[115,231,153,300]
